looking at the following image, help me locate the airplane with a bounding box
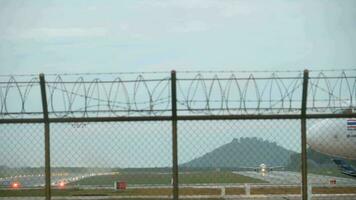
[240,163,284,176]
[307,108,356,160]
[332,159,356,177]
[56,180,67,188]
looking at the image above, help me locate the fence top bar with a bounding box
[1,113,355,124]
[0,118,44,124]
[49,116,172,123]
[178,113,356,120]
[45,78,170,84]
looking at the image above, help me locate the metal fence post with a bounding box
[301,69,309,200]
[39,73,51,200]
[171,70,179,200]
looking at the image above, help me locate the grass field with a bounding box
[0,188,220,197]
[69,171,266,186]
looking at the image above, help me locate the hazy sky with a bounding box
[1,0,356,74]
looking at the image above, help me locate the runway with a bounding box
[3,171,356,188]
[233,171,356,185]
[0,173,102,188]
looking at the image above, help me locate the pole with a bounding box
[39,73,51,200]
[301,69,309,200]
[171,70,179,200]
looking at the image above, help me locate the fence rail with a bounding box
[0,69,356,200]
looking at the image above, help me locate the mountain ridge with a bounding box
[182,137,295,169]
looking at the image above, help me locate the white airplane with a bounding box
[240,163,284,176]
[307,108,356,160]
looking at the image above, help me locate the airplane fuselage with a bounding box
[308,118,356,159]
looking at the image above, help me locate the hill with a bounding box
[182,137,295,169]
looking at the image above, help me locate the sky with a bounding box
[0,1,356,168]
[0,0,356,74]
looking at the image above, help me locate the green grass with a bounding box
[0,189,45,197]
[0,188,220,197]
[69,171,266,186]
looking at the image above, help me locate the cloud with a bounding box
[141,0,220,9]
[169,21,209,33]
[0,27,110,40]
[21,27,109,39]
[87,5,98,11]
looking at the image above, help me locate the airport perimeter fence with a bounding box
[0,69,356,200]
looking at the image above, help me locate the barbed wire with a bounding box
[0,70,354,118]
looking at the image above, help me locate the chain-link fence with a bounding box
[50,121,172,194]
[0,123,45,197]
[178,119,301,197]
[0,70,355,200]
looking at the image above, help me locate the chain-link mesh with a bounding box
[0,124,45,198]
[306,118,356,200]
[50,121,172,197]
[178,120,303,198]
[2,118,356,199]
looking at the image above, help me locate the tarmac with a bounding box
[1,171,356,199]
[233,171,356,186]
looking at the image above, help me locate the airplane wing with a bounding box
[238,166,284,171]
[332,159,356,177]
[268,166,284,171]
[238,167,259,171]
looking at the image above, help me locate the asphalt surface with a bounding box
[1,171,356,199]
[3,171,356,188]
[0,173,96,188]
[233,171,356,186]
